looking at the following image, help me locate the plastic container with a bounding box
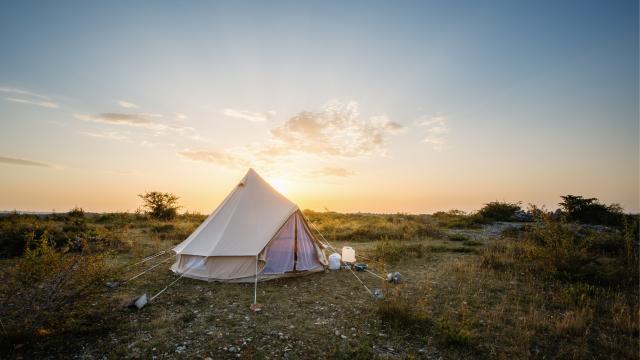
[328,253,341,270]
[341,246,356,263]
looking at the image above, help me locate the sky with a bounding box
[0,0,638,214]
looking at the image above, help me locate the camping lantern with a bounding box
[328,253,341,270]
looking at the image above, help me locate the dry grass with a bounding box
[0,213,638,359]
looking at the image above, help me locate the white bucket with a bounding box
[328,253,341,270]
[341,246,356,263]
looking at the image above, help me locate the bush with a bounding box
[494,219,638,287]
[559,195,625,227]
[0,231,114,339]
[477,201,521,222]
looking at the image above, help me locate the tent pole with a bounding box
[254,255,258,304]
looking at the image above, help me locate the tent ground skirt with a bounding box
[171,254,324,283]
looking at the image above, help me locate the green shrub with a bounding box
[0,231,115,339]
[477,201,521,222]
[491,219,638,287]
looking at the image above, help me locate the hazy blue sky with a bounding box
[0,1,638,213]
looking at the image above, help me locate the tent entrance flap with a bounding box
[294,213,322,271]
[262,214,296,274]
[262,212,322,275]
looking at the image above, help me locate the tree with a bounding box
[559,195,623,226]
[138,191,180,220]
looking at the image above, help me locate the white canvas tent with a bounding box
[171,169,327,282]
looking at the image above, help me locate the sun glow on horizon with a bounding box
[266,176,292,197]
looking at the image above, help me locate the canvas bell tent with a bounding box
[171,169,328,282]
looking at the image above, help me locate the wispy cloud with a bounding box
[1,86,59,109]
[178,150,249,169]
[0,155,52,168]
[74,110,201,148]
[74,112,190,133]
[6,97,59,108]
[74,113,156,127]
[78,130,129,141]
[117,100,138,109]
[222,108,276,122]
[313,167,354,177]
[419,115,449,151]
[0,86,50,99]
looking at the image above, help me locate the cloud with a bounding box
[78,130,129,141]
[74,113,156,127]
[0,155,52,168]
[74,110,200,149]
[313,167,354,177]
[117,100,138,109]
[140,140,158,147]
[419,115,449,151]
[222,108,276,122]
[5,97,59,108]
[268,101,403,157]
[1,86,59,108]
[179,101,405,170]
[178,150,249,169]
[74,112,190,133]
[0,86,50,99]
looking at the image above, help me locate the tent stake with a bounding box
[254,255,258,304]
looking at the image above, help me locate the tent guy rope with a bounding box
[149,256,208,302]
[124,255,174,283]
[347,266,372,294]
[125,247,174,270]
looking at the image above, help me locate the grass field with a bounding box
[0,210,638,359]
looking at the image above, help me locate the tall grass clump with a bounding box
[374,239,426,262]
[376,285,431,335]
[522,219,638,286]
[432,210,487,229]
